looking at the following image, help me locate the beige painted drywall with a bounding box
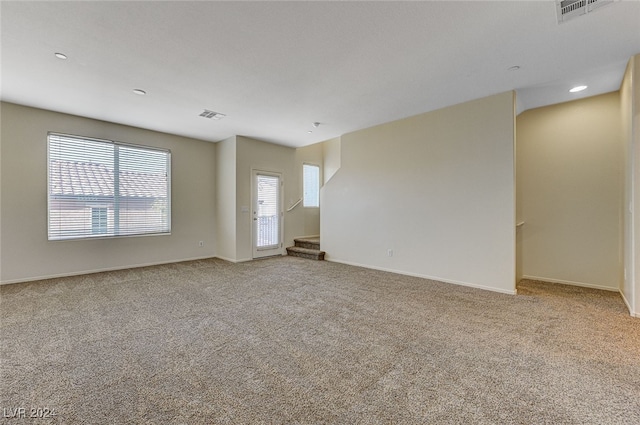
[322,137,341,185]
[230,136,323,262]
[0,104,3,281]
[621,57,634,311]
[517,92,623,291]
[321,91,516,294]
[515,94,524,285]
[235,136,294,261]
[634,54,640,317]
[621,54,640,316]
[0,102,216,283]
[294,142,323,237]
[215,136,237,262]
[516,224,524,284]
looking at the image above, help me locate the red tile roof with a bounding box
[50,160,167,198]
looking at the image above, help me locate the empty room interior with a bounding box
[1,1,639,423]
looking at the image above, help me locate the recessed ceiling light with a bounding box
[133,89,147,96]
[308,131,313,134]
[54,52,67,60]
[569,85,587,93]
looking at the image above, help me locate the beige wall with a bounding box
[620,54,640,316]
[215,136,323,262]
[0,103,324,280]
[294,142,323,237]
[215,136,237,262]
[0,104,3,282]
[516,225,524,283]
[235,136,295,261]
[0,97,520,292]
[322,137,341,185]
[321,92,516,294]
[0,102,217,283]
[620,57,634,309]
[634,55,640,317]
[517,92,623,291]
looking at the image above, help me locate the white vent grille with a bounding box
[199,110,226,120]
[556,0,616,23]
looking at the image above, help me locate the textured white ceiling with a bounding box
[1,1,639,147]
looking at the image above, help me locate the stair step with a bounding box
[294,237,320,250]
[286,246,325,261]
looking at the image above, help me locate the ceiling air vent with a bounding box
[556,0,616,23]
[199,109,226,120]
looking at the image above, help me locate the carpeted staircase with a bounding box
[286,237,325,260]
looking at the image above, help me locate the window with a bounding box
[91,207,108,235]
[48,133,171,240]
[303,164,320,207]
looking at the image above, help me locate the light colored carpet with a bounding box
[1,257,639,424]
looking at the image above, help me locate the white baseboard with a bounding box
[522,275,618,292]
[619,290,639,318]
[215,256,252,263]
[0,255,217,286]
[326,257,516,295]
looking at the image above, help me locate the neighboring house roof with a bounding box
[50,160,167,198]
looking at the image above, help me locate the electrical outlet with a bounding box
[387,249,393,257]
[199,241,204,247]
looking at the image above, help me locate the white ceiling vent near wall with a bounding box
[556,0,617,23]
[199,110,226,120]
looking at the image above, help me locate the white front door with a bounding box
[252,170,283,258]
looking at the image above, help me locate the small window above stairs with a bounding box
[286,237,325,261]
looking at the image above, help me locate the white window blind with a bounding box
[48,133,171,240]
[303,164,320,207]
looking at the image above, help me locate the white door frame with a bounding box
[252,169,284,258]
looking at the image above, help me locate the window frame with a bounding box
[47,132,172,241]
